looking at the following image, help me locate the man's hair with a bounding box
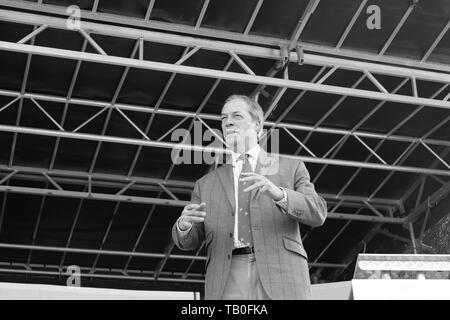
[224,94,264,135]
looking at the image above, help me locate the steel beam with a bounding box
[59,187,86,269]
[0,164,402,209]
[369,129,450,201]
[415,176,427,208]
[0,192,7,233]
[49,40,88,171]
[0,264,346,284]
[0,170,17,185]
[17,23,48,44]
[336,0,368,48]
[259,66,328,146]
[327,212,403,224]
[0,185,186,207]
[287,0,320,48]
[0,242,205,261]
[244,0,264,35]
[0,8,450,86]
[144,0,155,20]
[1,170,192,196]
[123,194,161,271]
[293,74,367,158]
[154,242,175,280]
[422,20,450,62]
[377,229,411,244]
[421,141,450,170]
[0,261,204,280]
[1,1,449,74]
[1,42,450,107]
[1,125,449,177]
[407,222,418,254]
[89,202,121,273]
[181,242,206,279]
[331,222,383,281]
[126,46,192,178]
[8,23,37,168]
[79,29,107,55]
[1,89,448,148]
[378,4,415,55]
[418,207,430,244]
[306,50,440,188]
[0,267,205,284]
[195,0,210,29]
[88,40,140,174]
[25,183,49,266]
[344,85,450,200]
[404,181,450,223]
[0,164,196,190]
[161,58,234,184]
[309,210,357,269]
[0,96,19,113]
[0,243,346,269]
[0,185,406,223]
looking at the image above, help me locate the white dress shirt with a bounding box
[230,144,259,248]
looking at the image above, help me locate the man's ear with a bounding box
[255,121,261,133]
[258,121,264,137]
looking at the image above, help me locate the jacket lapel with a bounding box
[215,163,235,213]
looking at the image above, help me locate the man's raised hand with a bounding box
[178,202,206,231]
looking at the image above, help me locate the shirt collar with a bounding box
[231,144,261,166]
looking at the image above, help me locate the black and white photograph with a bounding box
[0,0,449,306]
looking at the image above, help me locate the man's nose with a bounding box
[224,116,234,127]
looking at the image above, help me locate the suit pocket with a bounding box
[283,236,308,260]
[205,255,211,270]
[204,231,214,270]
[205,230,213,247]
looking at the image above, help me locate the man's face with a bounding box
[221,98,259,151]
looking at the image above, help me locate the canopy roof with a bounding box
[0,0,449,292]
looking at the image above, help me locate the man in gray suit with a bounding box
[172,95,327,300]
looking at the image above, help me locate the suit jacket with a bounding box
[172,149,327,299]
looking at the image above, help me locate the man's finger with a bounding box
[186,202,206,210]
[243,181,265,192]
[184,216,205,223]
[185,203,199,210]
[185,210,206,217]
[240,172,258,176]
[239,176,260,182]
